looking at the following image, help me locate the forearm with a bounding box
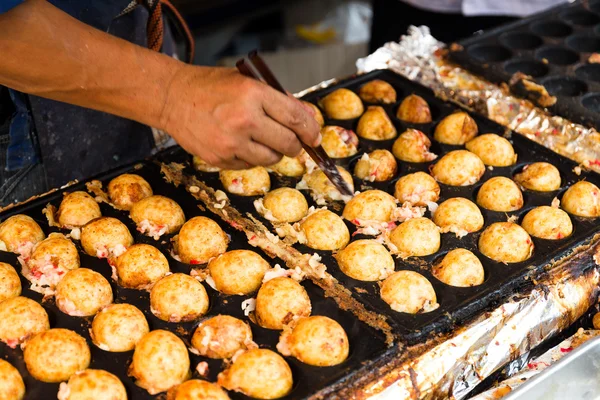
[0,0,184,130]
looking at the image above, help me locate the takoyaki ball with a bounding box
[431,150,485,186]
[432,249,484,287]
[220,167,271,196]
[476,177,524,212]
[0,296,49,347]
[129,330,190,395]
[302,167,354,202]
[0,262,21,303]
[478,222,534,263]
[191,315,253,359]
[58,369,127,400]
[433,111,478,145]
[55,268,113,317]
[262,188,309,223]
[131,195,186,238]
[0,214,45,254]
[107,173,153,211]
[56,191,102,228]
[335,239,394,281]
[277,316,349,367]
[255,277,312,330]
[561,181,600,217]
[433,198,484,235]
[465,134,517,167]
[24,328,90,383]
[167,380,231,400]
[208,250,271,295]
[302,101,325,127]
[218,348,293,399]
[380,270,438,314]
[319,88,364,120]
[342,190,397,224]
[392,129,437,163]
[91,303,149,352]
[0,359,24,400]
[394,172,440,206]
[300,210,350,251]
[521,206,573,240]
[115,244,169,289]
[390,217,440,257]
[177,216,229,265]
[27,234,79,293]
[397,94,432,124]
[356,106,397,140]
[80,217,133,258]
[268,155,306,178]
[359,79,397,104]
[150,273,209,323]
[513,162,561,192]
[320,126,359,158]
[594,312,600,330]
[193,156,220,172]
[354,150,397,182]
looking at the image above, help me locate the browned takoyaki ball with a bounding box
[115,244,169,289]
[255,277,312,330]
[521,206,573,240]
[465,134,517,167]
[432,249,484,287]
[0,214,45,254]
[301,167,354,202]
[478,222,534,263]
[218,348,293,399]
[356,106,397,140]
[389,217,440,257]
[55,268,113,317]
[354,150,398,182]
[300,209,350,251]
[392,129,437,163]
[191,315,254,359]
[107,173,153,211]
[167,380,231,400]
[192,156,220,172]
[56,191,102,228]
[476,177,524,212]
[80,217,133,258]
[593,313,600,330]
[342,190,397,224]
[513,162,561,192]
[433,111,478,145]
[359,79,397,104]
[0,359,25,400]
[302,101,325,127]
[57,369,127,400]
[130,195,186,237]
[394,172,440,206]
[561,181,600,217]
[319,88,364,120]
[260,188,309,223]
[396,94,432,124]
[208,250,271,295]
[176,216,229,264]
[277,316,349,367]
[27,233,80,294]
[24,328,90,383]
[150,273,209,323]
[431,150,485,186]
[335,239,394,281]
[0,296,49,348]
[380,270,438,314]
[0,262,21,303]
[220,167,271,196]
[268,155,306,177]
[433,197,484,236]
[91,303,149,352]
[320,126,359,158]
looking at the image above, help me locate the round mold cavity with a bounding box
[566,34,600,53]
[575,64,600,82]
[499,32,543,50]
[504,59,549,78]
[581,92,600,113]
[530,20,573,37]
[535,46,580,66]
[541,76,587,97]
[560,9,600,26]
[591,0,600,13]
[467,44,512,63]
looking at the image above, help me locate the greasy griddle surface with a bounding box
[450,0,600,128]
[181,69,600,344]
[0,161,391,400]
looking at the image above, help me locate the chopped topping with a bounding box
[137,219,168,240]
[57,297,86,317]
[507,215,519,223]
[425,201,438,213]
[69,228,81,240]
[215,190,228,202]
[573,166,582,176]
[254,198,277,222]
[57,382,71,400]
[392,202,426,222]
[0,240,6,252]
[204,276,217,290]
[551,197,560,208]
[196,361,209,377]
[241,298,256,316]
[228,178,245,194]
[422,299,440,313]
[188,185,200,194]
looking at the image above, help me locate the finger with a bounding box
[252,117,303,158]
[216,158,249,170]
[236,140,283,167]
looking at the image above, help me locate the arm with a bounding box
[0,0,320,168]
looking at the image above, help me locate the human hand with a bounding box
[159,66,321,169]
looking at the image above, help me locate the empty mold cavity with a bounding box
[467,44,512,62]
[589,0,600,14]
[499,32,543,50]
[504,59,549,78]
[541,76,587,96]
[530,20,573,37]
[575,64,600,82]
[560,9,600,26]
[566,34,600,53]
[535,46,580,65]
[582,93,600,113]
